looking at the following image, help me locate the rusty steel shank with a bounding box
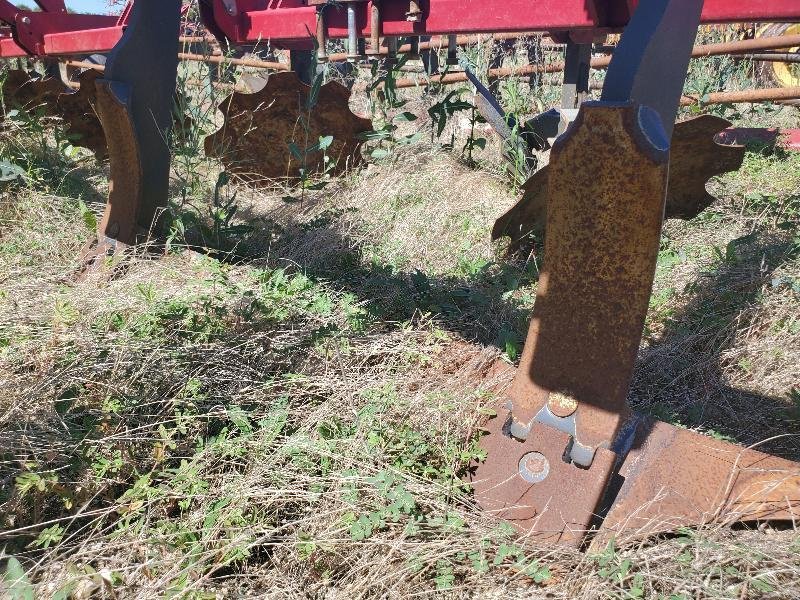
[473,102,672,546]
[93,0,181,247]
[473,0,800,548]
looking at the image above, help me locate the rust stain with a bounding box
[492,114,745,249]
[593,418,800,548]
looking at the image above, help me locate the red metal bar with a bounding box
[210,0,602,43]
[14,13,118,55]
[34,1,67,12]
[1,0,799,59]
[209,0,800,45]
[606,0,800,28]
[43,26,125,55]
[0,34,25,58]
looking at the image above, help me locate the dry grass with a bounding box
[1,34,800,599]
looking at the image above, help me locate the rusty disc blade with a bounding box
[492,115,745,250]
[205,71,373,181]
[1,69,65,117]
[593,418,800,548]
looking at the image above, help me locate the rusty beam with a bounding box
[65,54,287,73]
[327,31,546,63]
[681,86,800,106]
[177,51,288,71]
[388,34,800,89]
[741,52,800,63]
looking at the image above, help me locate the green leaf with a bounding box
[318,135,333,150]
[750,577,774,593]
[3,557,34,600]
[398,132,423,146]
[358,128,393,141]
[78,199,97,232]
[308,74,324,110]
[393,111,418,122]
[288,142,303,161]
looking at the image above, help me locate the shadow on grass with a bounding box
[631,229,800,458]
[238,209,799,458]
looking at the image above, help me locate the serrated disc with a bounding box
[205,71,373,181]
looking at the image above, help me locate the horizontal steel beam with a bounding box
[208,0,800,45]
[0,0,799,58]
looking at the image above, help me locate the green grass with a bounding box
[1,32,800,598]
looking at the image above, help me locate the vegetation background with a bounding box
[0,15,799,599]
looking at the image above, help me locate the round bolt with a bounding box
[518,451,550,483]
[548,391,578,418]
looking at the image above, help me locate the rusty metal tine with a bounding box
[594,419,800,549]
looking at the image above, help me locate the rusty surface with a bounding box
[57,68,107,158]
[681,86,800,106]
[547,392,578,418]
[472,418,617,548]
[1,69,64,115]
[468,360,800,547]
[206,71,373,181]
[594,418,800,548]
[504,103,668,453]
[493,114,744,248]
[57,67,191,159]
[99,0,181,237]
[389,35,800,90]
[95,80,142,245]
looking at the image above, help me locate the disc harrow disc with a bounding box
[205,71,373,181]
[1,69,65,116]
[57,69,108,158]
[492,114,745,250]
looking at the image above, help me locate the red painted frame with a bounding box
[0,0,128,57]
[0,0,799,58]
[207,0,800,46]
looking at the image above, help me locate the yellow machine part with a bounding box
[757,23,800,88]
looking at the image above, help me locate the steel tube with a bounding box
[177,51,288,71]
[681,86,800,105]
[742,52,800,63]
[447,34,458,65]
[388,35,800,89]
[347,3,358,61]
[368,0,381,56]
[65,52,289,73]
[316,8,328,61]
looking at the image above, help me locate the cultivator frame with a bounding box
[2,0,800,549]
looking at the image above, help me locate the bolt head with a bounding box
[518,451,550,483]
[548,391,578,418]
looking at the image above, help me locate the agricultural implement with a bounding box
[1,0,800,549]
